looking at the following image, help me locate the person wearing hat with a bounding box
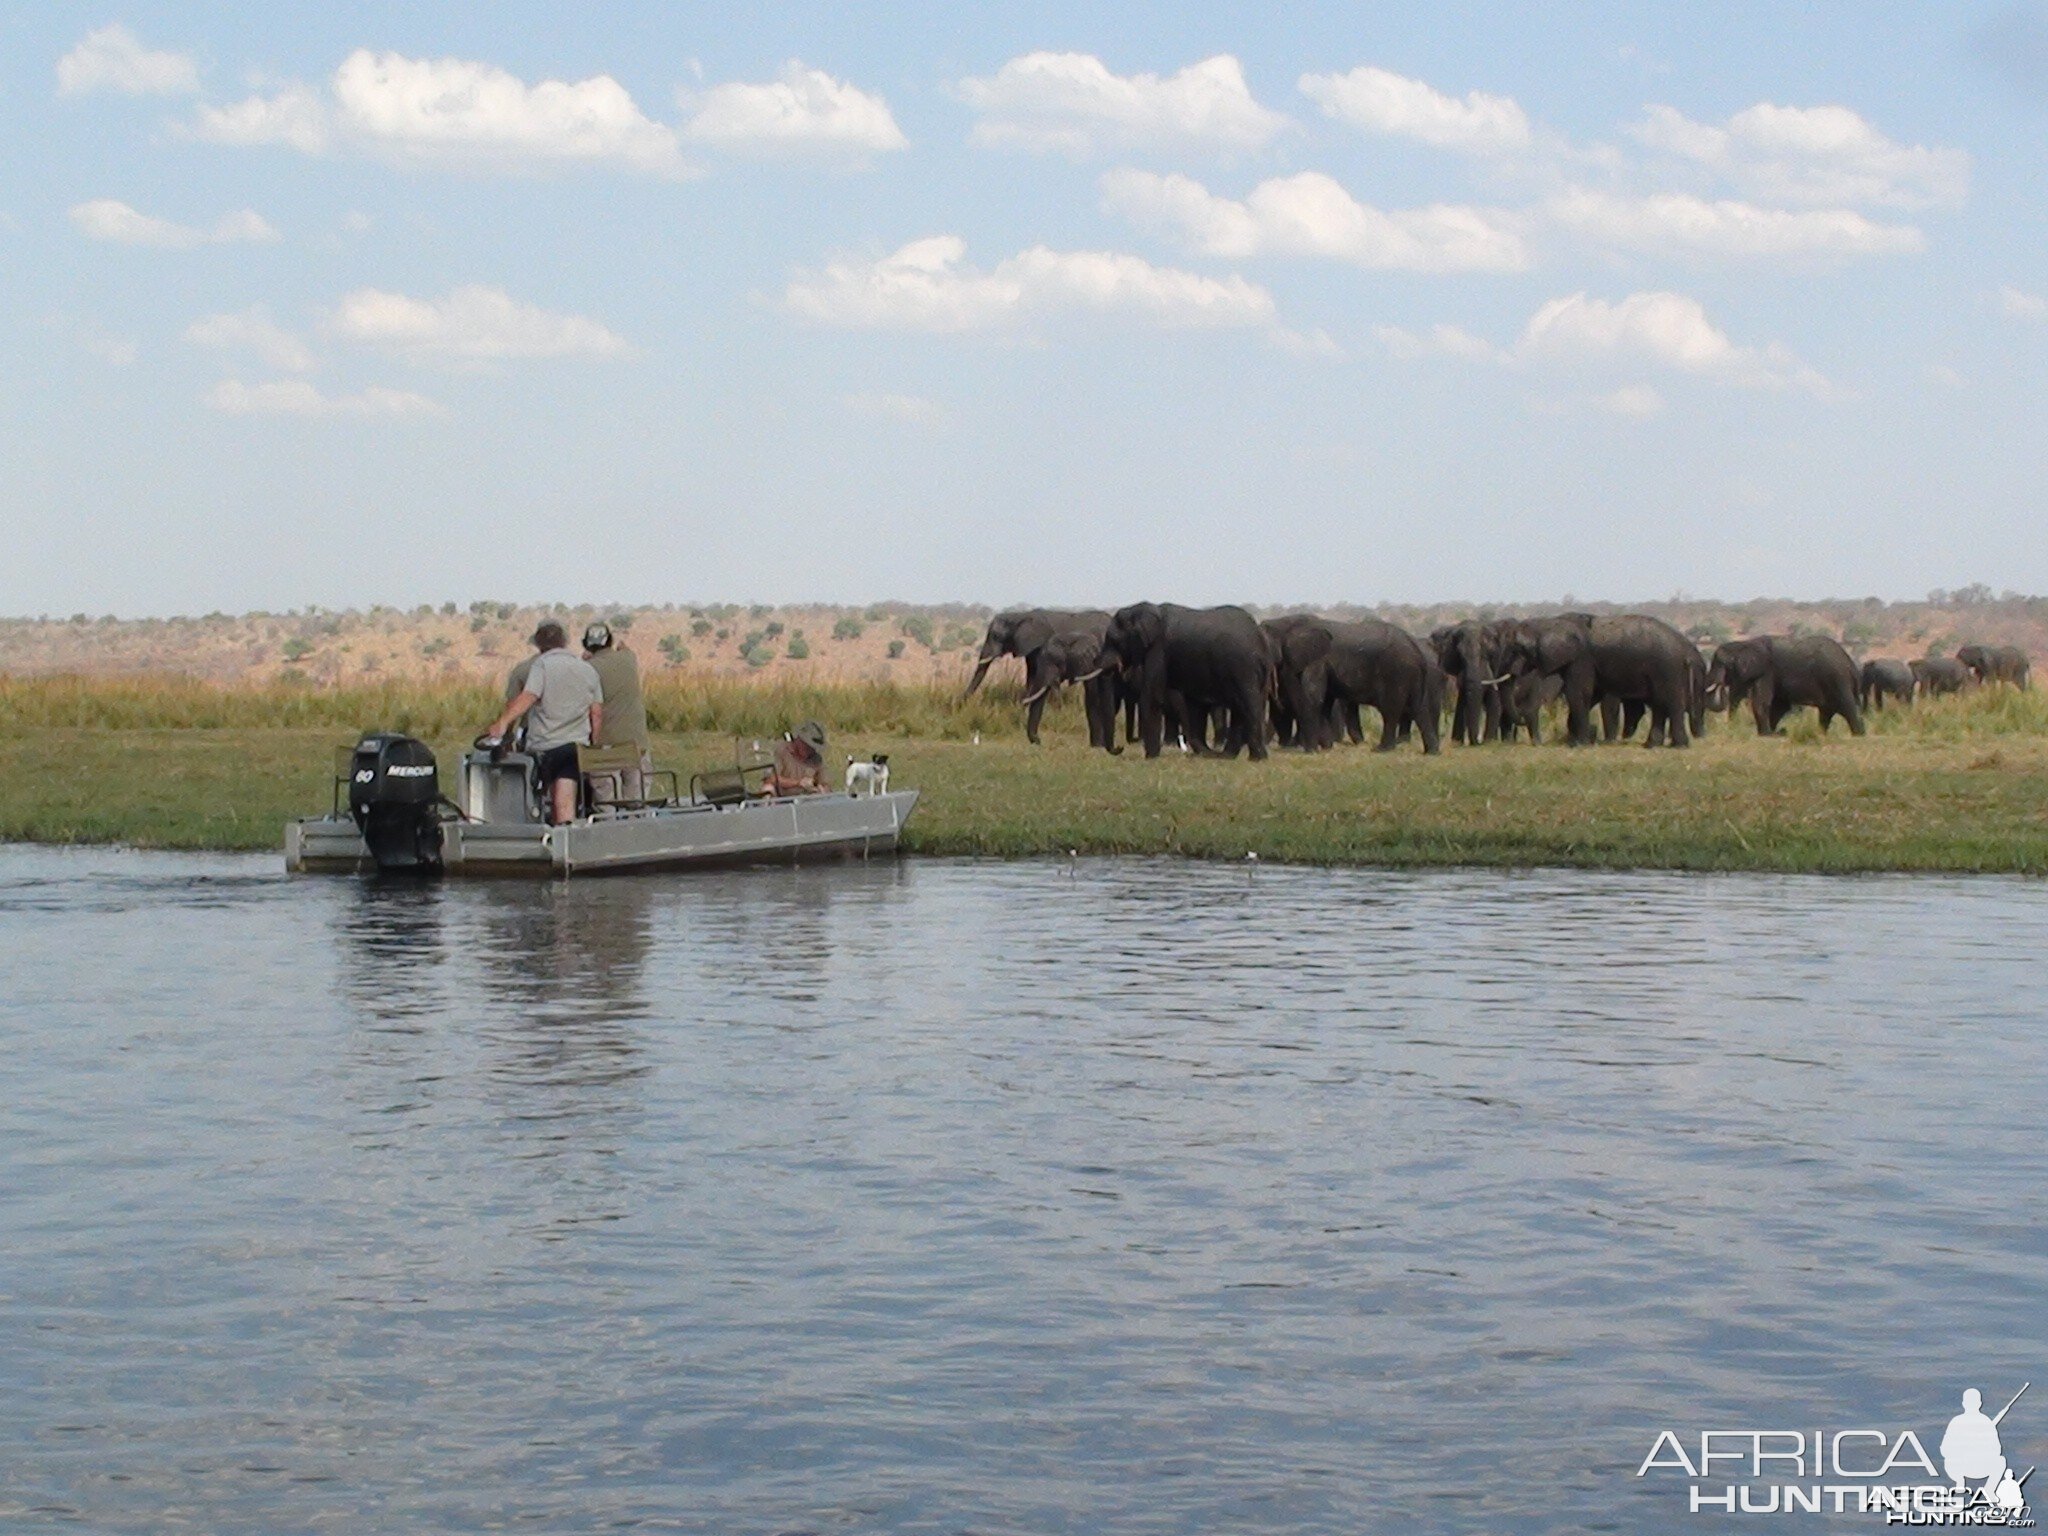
[482,620,603,825]
[761,719,829,797]
[581,622,652,804]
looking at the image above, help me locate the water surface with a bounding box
[3,848,2044,1533]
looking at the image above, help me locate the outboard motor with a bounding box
[347,733,445,873]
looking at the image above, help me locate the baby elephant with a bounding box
[1859,658,1915,711]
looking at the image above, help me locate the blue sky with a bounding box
[6,2,2046,616]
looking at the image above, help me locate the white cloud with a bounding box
[57,24,199,97]
[1374,323,1506,363]
[191,83,332,153]
[328,285,633,362]
[1519,290,1827,392]
[1101,169,1526,272]
[2000,285,2047,321]
[69,198,279,248]
[844,391,944,426]
[957,52,1288,155]
[191,50,685,173]
[206,379,441,417]
[1593,384,1665,417]
[784,235,1276,332]
[185,308,316,372]
[1271,327,1343,359]
[1547,188,1923,258]
[1298,65,1530,153]
[1632,102,1968,208]
[682,62,906,155]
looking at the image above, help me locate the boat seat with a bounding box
[690,761,774,807]
[576,744,678,813]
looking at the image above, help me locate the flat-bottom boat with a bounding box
[285,733,916,877]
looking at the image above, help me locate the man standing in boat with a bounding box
[582,622,652,804]
[482,620,602,825]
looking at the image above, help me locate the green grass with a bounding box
[3,679,2046,871]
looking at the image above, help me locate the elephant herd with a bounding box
[964,606,2033,757]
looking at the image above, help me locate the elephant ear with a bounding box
[1298,622,1336,668]
[1128,603,1166,652]
[1011,614,1058,654]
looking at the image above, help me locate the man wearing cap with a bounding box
[582,622,652,804]
[761,720,830,796]
[482,620,603,825]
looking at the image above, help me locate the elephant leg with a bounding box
[1600,696,1621,742]
[1025,690,1048,745]
[1846,697,1867,737]
[1416,686,1441,754]
[1373,701,1401,751]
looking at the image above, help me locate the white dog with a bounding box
[843,754,890,797]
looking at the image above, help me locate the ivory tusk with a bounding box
[1070,668,1106,683]
[1020,688,1049,705]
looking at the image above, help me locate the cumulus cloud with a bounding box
[1298,65,1530,153]
[956,52,1288,155]
[1102,168,1526,272]
[2000,285,2047,320]
[784,235,1276,332]
[1380,293,1827,396]
[1374,323,1506,363]
[681,62,905,155]
[1519,290,1827,392]
[1547,188,1923,258]
[185,308,316,372]
[1631,102,1968,208]
[328,285,634,362]
[1592,384,1666,417]
[69,198,279,248]
[191,50,686,173]
[206,379,441,417]
[57,24,199,96]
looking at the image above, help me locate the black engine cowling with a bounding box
[347,733,444,873]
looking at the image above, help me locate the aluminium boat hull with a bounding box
[285,788,919,877]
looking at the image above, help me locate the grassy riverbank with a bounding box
[3,678,2045,871]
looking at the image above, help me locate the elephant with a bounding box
[1860,658,1915,711]
[1269,616,1440,753]
[1101,602,1272,759]
[1263,614,1336,749]
[1601,637,1709,745]
[963,608,1112,701]
[1957,644,2031,689]
[1910,656,1970,697]
[1432,620,1515,744]
[1018,629,1122,750]
[1499,613,1697,746]
[1707,635,1865,735]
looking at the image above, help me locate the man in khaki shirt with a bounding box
[582,623,652,803]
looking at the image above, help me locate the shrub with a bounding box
[833,616,865,641]
[282,638,314,662]
[786,635,810,660]
[658,634,689,665]
[900,614,935,648]
[887,639,906,659]
[691,618,713,638]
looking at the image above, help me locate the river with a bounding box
[2,847,2043,1533]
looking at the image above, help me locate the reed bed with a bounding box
[0,671,1063,740]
